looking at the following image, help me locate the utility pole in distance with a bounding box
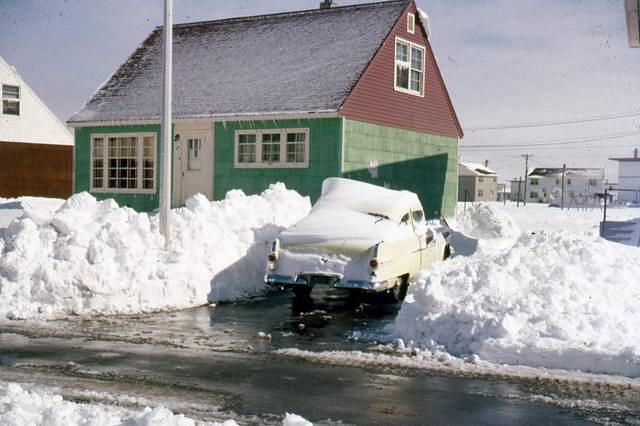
[521,154,533,206]
[159,0,173,250]
[561,163,566,210]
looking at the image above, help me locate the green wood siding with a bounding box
[214,118,342,202]
[74,124,161,212]
[342,119,458,218]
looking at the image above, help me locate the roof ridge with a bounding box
[156,0,409,29]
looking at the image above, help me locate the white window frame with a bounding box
[234,128,309,169]
[407,13,415,34]
[394,37,425,97]
[2,84,20,116]
[90,132,157,194]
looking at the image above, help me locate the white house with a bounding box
[0,55,73,198]
[610,149,640,203]
[510,167,604,206]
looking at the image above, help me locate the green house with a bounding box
[68,0,463,218]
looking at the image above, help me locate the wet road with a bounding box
[0,287,637,425]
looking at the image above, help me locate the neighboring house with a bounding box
[67,0,463,218]
[458,161,497,202]
[0,55,73,198]
[512,167,604,205]
[610,149,640,203]
[496,183,510,202]
[627,0,639,47]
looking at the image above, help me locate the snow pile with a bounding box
[0,381,312,426]
[390,206,640,377]
[453,203,520,240]
[0,184,310,320]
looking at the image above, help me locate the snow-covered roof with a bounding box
[528,167,603,178]
[68,1,410,124]
[459,162,497,176]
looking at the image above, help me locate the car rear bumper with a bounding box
[264,273,391,292]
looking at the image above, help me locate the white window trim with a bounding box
[90,132,157,194]
[393,36,426,98]
[407,13,415,34]
[234,128,310,169]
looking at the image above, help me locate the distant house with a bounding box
[627,0,640,47]
[610,149,640,203]
[497,183,510,202]
[458,161,497,202]
[67,0,463,218]
[511,167,604,205]
[0,55,73,198]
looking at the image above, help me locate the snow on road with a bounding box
[0,186,310,320]
[0,380,311,426]
[389,202,640,377]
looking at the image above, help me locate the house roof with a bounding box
[459,162,497,176]
[68,0,410,124]
[528,167,603,178]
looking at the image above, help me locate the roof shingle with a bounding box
[69,0,409,124]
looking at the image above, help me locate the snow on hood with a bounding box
[0,184,310,320]
[280,178,421,250]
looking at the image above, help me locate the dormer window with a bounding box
[2,85,20,115]
[407,13,415,34]
[394,38,425,96]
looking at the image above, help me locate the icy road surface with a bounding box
[1,287,639,425]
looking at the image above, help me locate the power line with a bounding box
[460,130,640,150]
[466,109,640,131]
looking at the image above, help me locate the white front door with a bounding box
[172,124,213,207]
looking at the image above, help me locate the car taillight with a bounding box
[268,253,278,262]
[369,258,378,269]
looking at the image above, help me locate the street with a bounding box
[1,287,637,425]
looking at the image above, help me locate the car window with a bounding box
[400,213,411,226]
[412,210,425,226]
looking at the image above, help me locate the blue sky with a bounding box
[1,0,639,181]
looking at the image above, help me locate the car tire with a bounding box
[293,285,313,298]
[443,244,452,260]
[388,275,409,303]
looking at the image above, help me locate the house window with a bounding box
[237,133,257,164]
[187,137,202,171]
[478,189,484,197]
[2,85,20,115]
[530,178,539,186]
[567,179,572,185]
[478,176,484,183]
[90,133,156,193]
[530,191,539,199]
[395,38,425,96]
[407,13,415,34]
[588,179,598,186]
[235,129,309,168]
[261,133,281,164]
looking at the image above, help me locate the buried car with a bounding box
[265,178,451,301]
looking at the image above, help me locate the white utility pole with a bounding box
[159,0,173,250]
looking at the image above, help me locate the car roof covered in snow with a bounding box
[279,178,423,247]
[68,0,410,124]
[318,178,422,221]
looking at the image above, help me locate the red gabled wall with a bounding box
[339,1,463,139]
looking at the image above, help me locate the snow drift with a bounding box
[0,184,310,320]
[0,381,311,426]
[389,203,640,377]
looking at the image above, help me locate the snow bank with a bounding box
[453,203,520,240]
[0,381,311,426]
[0,185,310,320]
[390,204,640,377]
